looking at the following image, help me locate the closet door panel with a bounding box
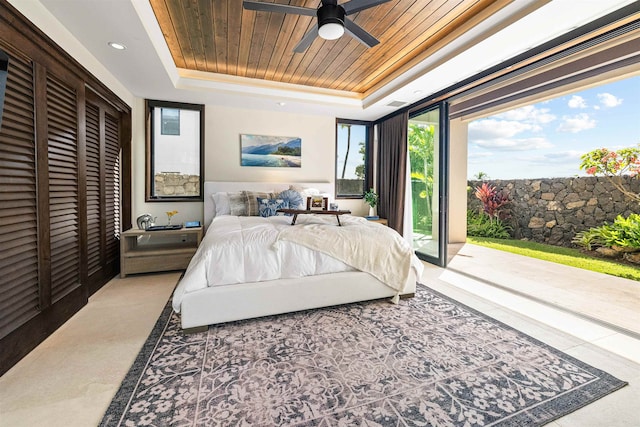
[85,93,121,291]
[85,102,102,277]
[104,112,120,266]
[46,75,80,303]
[0,52,39,340]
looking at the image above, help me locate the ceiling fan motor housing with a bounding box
[317,3,345,28]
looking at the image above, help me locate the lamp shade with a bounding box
[318,22,344,40]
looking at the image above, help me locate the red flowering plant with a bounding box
[474,182,510,220]
[579,145,640,204]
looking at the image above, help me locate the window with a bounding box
[146,100,204,201]
[335,119,372,198]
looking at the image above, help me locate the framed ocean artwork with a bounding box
[240,134,301,168]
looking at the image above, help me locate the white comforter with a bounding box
[172,214,422,312]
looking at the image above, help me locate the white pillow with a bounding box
[290,185,321,200]
[212,192,231,216]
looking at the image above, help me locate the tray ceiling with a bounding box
[149,0,510,95]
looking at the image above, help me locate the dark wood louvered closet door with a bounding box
[0,52,39,341]
[1,0,131,376]
[46,75,81,303]
[84,91,122,293]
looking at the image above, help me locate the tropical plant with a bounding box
[339,123,352,179]
[573,214,640,250]
[355,141,366,180]
[363,188,378,208]
[474,182,510,219]
[408,123,435,232]
[467,209,511,239]
[579,144,640,203]
[474,171,489,180]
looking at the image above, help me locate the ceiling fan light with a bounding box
[318,22,344,40]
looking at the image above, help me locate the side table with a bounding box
[120,226,203,278]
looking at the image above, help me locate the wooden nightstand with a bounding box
[367,218,388,226]
[120,227,203,278]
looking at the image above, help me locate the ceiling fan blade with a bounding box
[294,26,319,53]
[341,0,391,15]
[344,18,379,48]
[242,1,316,17]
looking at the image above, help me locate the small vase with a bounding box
[369,206,377,217]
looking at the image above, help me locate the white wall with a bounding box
[448,117,468,243]
[204,105,333,183]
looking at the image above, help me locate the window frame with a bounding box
[145,99,204,202]
[335,118,373,199]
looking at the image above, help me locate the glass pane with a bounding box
[336,122,367,197]
[409,109,440,259]
[151,105,201,198]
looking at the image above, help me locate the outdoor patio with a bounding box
[426,242,640,363]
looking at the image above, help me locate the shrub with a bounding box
[474,182,510,219]
[467,209,511,239]
[573,213,640,250]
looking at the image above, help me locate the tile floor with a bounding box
[1,247,639,427]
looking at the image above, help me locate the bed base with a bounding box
[179,270,416,330]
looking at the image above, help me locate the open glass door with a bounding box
[408,103,448,266]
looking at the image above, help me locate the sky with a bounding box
[336,123,367,179]
[467,75,640,180]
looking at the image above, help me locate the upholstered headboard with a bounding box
[204,181,333,228]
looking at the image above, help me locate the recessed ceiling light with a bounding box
[277,102,286,106]
[108,42,126,50]
[413,90,423,95]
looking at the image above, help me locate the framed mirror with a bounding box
[145,99,204,202]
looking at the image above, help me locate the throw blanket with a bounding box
[277,215,412,293]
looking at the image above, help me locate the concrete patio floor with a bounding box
[442,242,640,337]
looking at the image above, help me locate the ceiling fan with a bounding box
[243,0,390,53]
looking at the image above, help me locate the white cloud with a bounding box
[597,92,623,108]
[568,95,587,109]
[525,150,583,164]
[493,105,556,124]
[468,119,541,140]
[468,151,493,158]
[556,113,596,133]
[472,137,553,151]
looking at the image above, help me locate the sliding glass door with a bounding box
[408,103,448,266]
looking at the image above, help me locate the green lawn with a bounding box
[467,236,640,282]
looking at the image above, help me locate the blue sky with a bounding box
[467,75,640,179]
[336,124,367,179]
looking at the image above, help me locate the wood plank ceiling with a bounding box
[150,0,510,95]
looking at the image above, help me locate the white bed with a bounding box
[173,181,421,331]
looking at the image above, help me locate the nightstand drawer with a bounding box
[120,227,202,277]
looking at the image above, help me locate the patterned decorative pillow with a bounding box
[277,189,304,210]
[257,198,288,218]
[228,192,248,216]
[243,191,275,216]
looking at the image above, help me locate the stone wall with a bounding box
[155,173,200,196]
[468,176,640,247]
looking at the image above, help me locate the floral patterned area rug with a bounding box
[100,284,626,426]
